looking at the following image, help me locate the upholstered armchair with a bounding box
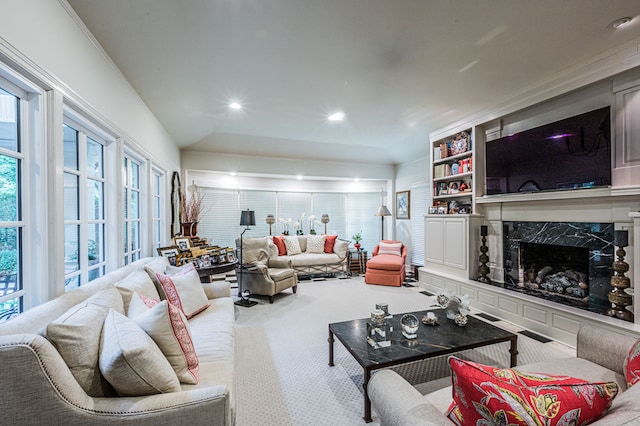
[365,240,407,287]
[235,237,298,303]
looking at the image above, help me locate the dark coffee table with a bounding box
[328,309,518,422]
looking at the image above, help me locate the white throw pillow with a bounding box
[283,236,302,256]
[128,293,199,384]
[154,264,210,319]
[378,242,402,256]
[306,235,326,254]
[115,269,161,313]
[99,310,181,396]
[46,286,123,397]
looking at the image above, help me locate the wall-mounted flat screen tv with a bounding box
[485,106,611,195]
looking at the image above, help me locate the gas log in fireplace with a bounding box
[502,221,614,315]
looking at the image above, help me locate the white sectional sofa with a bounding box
[267,235,349,277]
[0,257,235,425]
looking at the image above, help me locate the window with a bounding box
[0,87,23,321]
[123,154,143,264]
[151,169,165,250]
[62,121,107,290]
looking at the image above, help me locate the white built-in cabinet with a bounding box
[613,77,640,190]
[424,215,482,280]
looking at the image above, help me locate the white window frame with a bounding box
[123,148,146,264]
[151,166,166,250]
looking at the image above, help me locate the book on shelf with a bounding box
[433,146,441,161]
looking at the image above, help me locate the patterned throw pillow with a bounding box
[128,293,199,384]
[378,241,402,256]
[624,338,640,387]
[283,236,302,256]
[446,357,618,426]
[306,235,326,254]
[155,264,210,319]
[99,310,181,396]
[324,235,338,253]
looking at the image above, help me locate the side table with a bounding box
[348,249,368,275]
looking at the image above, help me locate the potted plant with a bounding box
[352,231,363,251]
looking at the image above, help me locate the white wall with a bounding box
[0,0,180,171]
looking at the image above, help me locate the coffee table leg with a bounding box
[363,367,372,422]
[509,336,518,367]
[328,328,335,366]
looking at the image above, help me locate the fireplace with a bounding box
[502,221,614,315]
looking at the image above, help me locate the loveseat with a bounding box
[369,323,640,425]
[0,256,235,425]
[268,234,349,277]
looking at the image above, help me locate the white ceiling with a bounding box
[66,0,640,165]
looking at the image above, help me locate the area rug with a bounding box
[233,276,574,425]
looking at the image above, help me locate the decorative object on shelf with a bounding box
[422,311,439,325]
[321,214,330,234]
[174,236,192,252]
[449,131,470,155]
[433,290,470,327]
[236,209,258,308]
[477,225,492,284]
[266,214,276,235]
[400,314,419,339]
[375,205,392,239]
[396,191,410,220]
[352,231,363,251]
[606,230,633,322]
[179,189,205,237]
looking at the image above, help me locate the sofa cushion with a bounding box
[272,235,287,256]
[285,253,342,267]
[623,338,640,387]
[447,357,618,426]
[115,269,162,313]
[324,235,338,253]
[367,254,404,271]
[46,286,123,397]
[306,235,326,254]
[283,236,302,255]
[378,241,402,256]
[155,264,210,319]
[99,309,181,396]
[128,293,199,385]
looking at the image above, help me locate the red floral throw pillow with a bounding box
[624,338,640,387]
[272,236,287,256]
[324,235,338,253]
[446,357,618,426]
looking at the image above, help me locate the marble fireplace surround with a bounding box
[502,221,614,316]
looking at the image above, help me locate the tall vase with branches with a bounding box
[180,190,205,236]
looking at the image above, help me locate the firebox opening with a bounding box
[519,243,590,302]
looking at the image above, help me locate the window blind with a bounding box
[410,184,430,266]
[199,188,238,248]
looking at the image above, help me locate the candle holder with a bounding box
[606,230,633,322]
[477,225,492,284]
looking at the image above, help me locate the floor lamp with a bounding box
[375,205,392,240]
[235,209,258,307]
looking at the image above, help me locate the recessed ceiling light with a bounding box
[296,174,303,180]
[229,102,242,110]
[328,112,345,121]
[609,17,632,29]
[230,171,237,176]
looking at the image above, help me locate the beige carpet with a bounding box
[233,275,574,425]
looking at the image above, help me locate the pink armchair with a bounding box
[365,240,407,287]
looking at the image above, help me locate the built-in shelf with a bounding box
[433,171,473,182]
[433,150,472,165]
[433,192,473,200]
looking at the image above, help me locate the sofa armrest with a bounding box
[577,324,639,376]
[268,258,292,269]
[202,281,231,299]
[369,369,450,426]
[0,334,232,425]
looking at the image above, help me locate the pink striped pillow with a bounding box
[155,265,209,319]
[378,242,402,256]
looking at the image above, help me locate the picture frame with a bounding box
[157,246,180,258]
[174,237,192,252]
[396,190,410,219]
[226,251,237,263]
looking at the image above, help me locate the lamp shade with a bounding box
[375,205,392,216]
[321,214,330,224]
[240,210,256,227]
[266,214,276,224]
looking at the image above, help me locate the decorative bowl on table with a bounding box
[401,314,419,339]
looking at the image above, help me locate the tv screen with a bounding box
[485,106,611,195]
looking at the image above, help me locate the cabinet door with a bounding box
[614,86,640,188]
[425,218,444,264]
[443,217,467,270]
